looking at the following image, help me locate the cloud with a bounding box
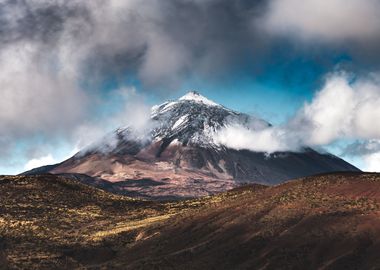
[215,71,380,156]
[0,42,87,137]
[342,140,380,157]
[341,140,380,172]
[72,87,155,154]
[343,140,380,172]
[215,124,297,153]
[113,87,155,135]
[262,0,380,42]
[24,154,56,171]
[0,0,273,89]
[300,72,380,141]
[1,0,380,145]
[0,0,271,173]
[364,152,380,172]
[0,0,266,131]
[1,0,380,173]
[23,145,79,171]
[260,0,380,71]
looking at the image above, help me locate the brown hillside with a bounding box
[1,173,380,269]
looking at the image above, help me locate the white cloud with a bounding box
[0,42,87,137]
[0,0,253,144]
[114,87,155,134]
[215,124,297,153]
[364,153,380,172]
[301,72,380,141]
[23,146,79,172]
[262,0,380,42]
[24,154,56,171]
[72,87,155,154]
[0,1,161,171]
[215,72,380,170]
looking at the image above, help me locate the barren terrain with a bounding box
[1,172,380,269]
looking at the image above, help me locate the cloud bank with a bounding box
[0,0,269,172]
[215,72,380,169]
[74,87,157,154]
[364,153,380,172]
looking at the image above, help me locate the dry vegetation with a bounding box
[1,173,380,269]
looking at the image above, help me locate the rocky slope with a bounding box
[26,91,359,199]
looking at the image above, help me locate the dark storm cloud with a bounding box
[0,0,91,44]
[0,0,270,88]
[1,0,380,90]
[0,0,270,144]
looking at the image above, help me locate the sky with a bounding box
[2,0,380,174]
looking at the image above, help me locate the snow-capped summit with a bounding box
[178,91,220,107]
[151,90,222,117]
[149,90,269,148]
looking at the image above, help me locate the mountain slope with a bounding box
[34,91,359,199]
[119,172,380,270]
[1,173,380,269]
[0,174,209,269]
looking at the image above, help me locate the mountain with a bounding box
[2,172,380,269]
[26,91,359,199]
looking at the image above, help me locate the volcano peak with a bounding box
[28,91,360,199]
[179,91,220,107]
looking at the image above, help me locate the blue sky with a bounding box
[1,0,380,174]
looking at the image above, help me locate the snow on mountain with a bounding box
[147,91,269,148]
[178,91,221,107]
[171,114,189,130]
